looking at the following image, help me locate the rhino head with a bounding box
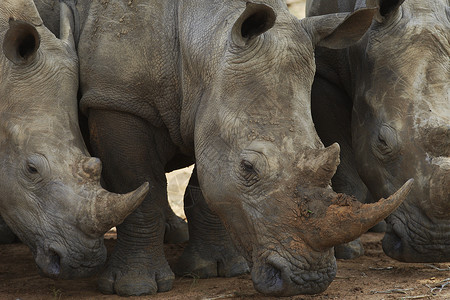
[180,2,412,295]
[348,0,450,262]
[0,0,148,279]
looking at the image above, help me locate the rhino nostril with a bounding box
[252,262,284,295]
[382,224,406,260]
[47,249,61,277]
[265,264,283,288]
[35,247,61,278]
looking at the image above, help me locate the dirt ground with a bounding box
[1,232,449,300]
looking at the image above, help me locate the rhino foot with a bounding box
[164,211,189,244]
[174,241,249,278]
[174,182,249,278]
[334,238,364,259]
[98,248,174,296]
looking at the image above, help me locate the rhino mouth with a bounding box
[251,252,336,296]
[383,215,450,262]
[34,243,106,279]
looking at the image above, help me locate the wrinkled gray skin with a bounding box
[0,0,148,279]
[33,0,414,297]
[31,0,190,247]
[307,0,450,262]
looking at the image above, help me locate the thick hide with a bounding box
[307,0,450,262]
[0,0,148,280]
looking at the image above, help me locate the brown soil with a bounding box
[1,233,449,300]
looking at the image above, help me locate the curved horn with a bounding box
[297,143,340,188]
[304,179,413,249]
[78,182,149,237]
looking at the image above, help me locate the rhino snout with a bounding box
[34,242,107,279]
[251,252,336,296]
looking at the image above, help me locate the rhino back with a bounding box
[78,1,183,147]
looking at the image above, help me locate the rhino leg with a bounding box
[334,238,364,259]
[370,220,387,233]
[88,109,175,296]
[0,215,18,244]
[164,205,189,244]
[311,75,368,259]
[174,169,249,278]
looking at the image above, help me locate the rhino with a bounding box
[32,0,414,296]
[307,0,450,262]
[0,0,149,279]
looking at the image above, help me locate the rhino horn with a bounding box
[314,143,340,186]
[76,157,149,236]
[297,143,340,188]
[304,179,413,249]
[80,157,102,181]
[78,182,149,237]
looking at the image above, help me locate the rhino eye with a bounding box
[240,159,259,187]
[26,163,38,174]
[373,124,399,161]
[23,154,49,182]
[423,126,450,157]
[378,135,387,147]
[241,160,255,173]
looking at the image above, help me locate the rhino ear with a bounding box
[3,19,41,65]
[302,7,377,49]
[231,2,276,47]
[368,0,405,22]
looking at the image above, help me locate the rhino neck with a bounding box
[177,1,231,154]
